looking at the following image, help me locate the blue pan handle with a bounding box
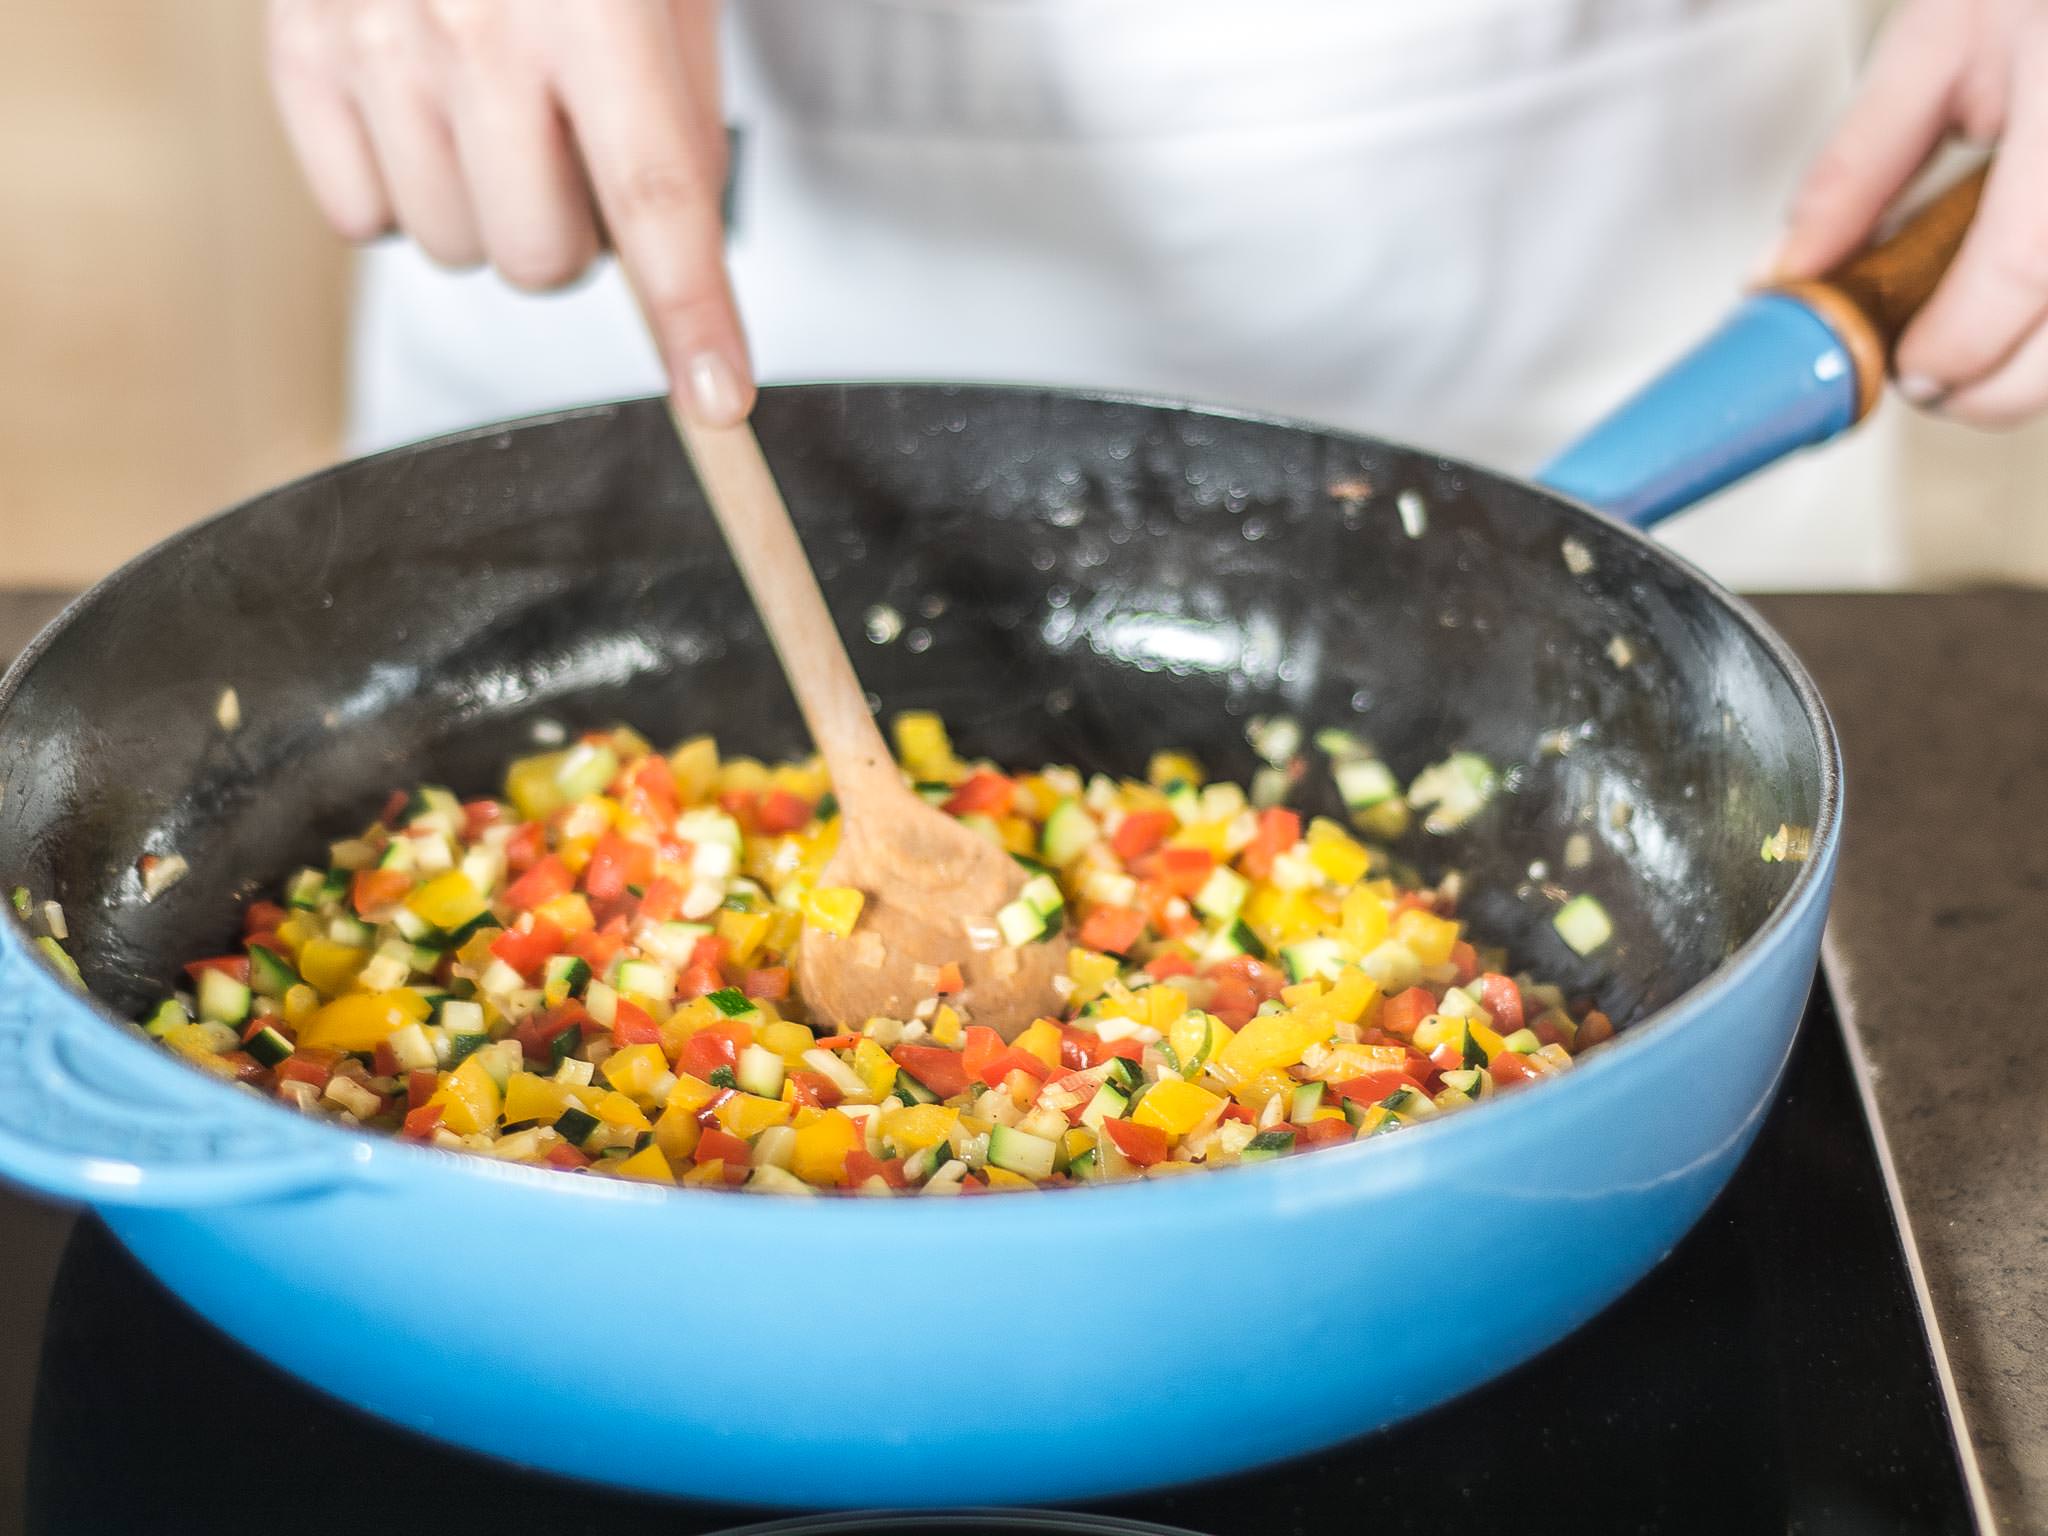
[1539,164,1986,526]
[0,920,363,1207]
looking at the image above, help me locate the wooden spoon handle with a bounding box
[1773,161,1986,421]
[672,407,906,816]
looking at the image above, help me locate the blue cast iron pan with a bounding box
[0,174,1976,1504]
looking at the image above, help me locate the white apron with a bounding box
[349,0,1900,588]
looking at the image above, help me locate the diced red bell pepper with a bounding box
[611,1000,662,1048]
[1103,1116,1170,1166]
[1220,1101,1258,1124]
[678,962,725,1000]
[514,1000,589,1065]
[688,934,730,972]
[843,1149,909,1188]
[380,789,412,825]
[1139,879,1201,941]
[932,962,964,995]
[401,1102,444,1140]
[273,1046,340,1090]
[566,927,626,974]
[372,1040,401,1077]
[1110,810,1173,862]
[489,916,565,982]
[1145,952,1196,980]
[1205,955,1285,1030]
[717,789,757,832]
[404,1069,438,1112]
[1297,1117,1353,1147]
[679,1020,752,1080]
[1380,987,1437,1039]
[695,1127,752,1166]
[1429,1041,1464,1076]
[1490,1050,1543,1085]
[460,799,504,841]
[1577,1011,1615,1049]
[1155,846,1215,897]
[220,1051,267,1083]
[1077,905,1147,957]
[943,771,1015,818]
[351,868,413,916]
[1478,973,1524,1033]
[242,901,289,939]
[503,821,546,874]
[744,966,790,1002]
[1392,891,1436,916]
[544,1142,591,1170]
[889,1044,973,1099]
[960,1025,1051,1088]
[754,788,814,835]
[1239,807,1301,881]
[637,877,684,923]
[786,1070,844,1110]
[506,855,574,911]
[1328,1069,1424,1104]
[624,757,677,820]
[583,832,655,903]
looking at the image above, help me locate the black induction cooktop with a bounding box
[0,983,1980,1536]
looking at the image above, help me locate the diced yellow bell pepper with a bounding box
[1315,970,1381,1026]
[669,736,719,804]
[851,1037,899,1100]
[1306,819,1371,885]
[1166,820,1232,859]
[593,1090,651,1131]
[282,984,320,1028]
[791,1109,862,1185]
[1065,948,1120,1007]
[533,892,596,937]
[982,1166,1036,1190]
[1011,1019,1064,1070]
[1144,1160,1200,1177]
[1227,1069,1296,1110]
[1279,979,1325,1009]
[272,916,313,957]
[682,1158,729,1186]
[1394,908,1461,967]
[654,1107,703,1162]
[877,1103,960,1155]
[1132,1077,1223,1136]
[1213,1011,1333,1081]
[717,756,770,795]
[506,750,570,821]
[601,1043,669,1101]
[929,1004,964,1047]
[801,886,865,940]
[715,1092,792,1138]
[502,1072,572,1125]
[556,834,596,876]
[665,1071,722,1116]
[1147,751,1203,789]
[1062,1127,1096,1163]
[296,989,431,1051]
[716,908,773,968]
[1141,985,1188,1035]
[998,817,1037,857]
[1341,886,1390,952]
[758,1020,817,1071]
[455,928,502,971]
[296,938,369,998]
[404,871,490,932]
[429,1055,502,1135]
[892,712,955,781]
[1465,1020,1507,1063]
[615,1143,676,1185]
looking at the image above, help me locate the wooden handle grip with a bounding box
[1775,161,1987,420]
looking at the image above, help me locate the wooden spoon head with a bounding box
[797,800,1070,1041]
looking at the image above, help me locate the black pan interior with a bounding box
[0,387,1827,1030]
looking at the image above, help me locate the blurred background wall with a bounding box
[0,2,2042,592]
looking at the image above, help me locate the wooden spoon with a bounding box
[672,408,1069,1040]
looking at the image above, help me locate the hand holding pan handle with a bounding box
[1539,162,1987,527]
[0,920,364,1207]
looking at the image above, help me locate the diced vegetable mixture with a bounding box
[121,716,1616,1194]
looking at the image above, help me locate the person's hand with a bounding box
[266,0,751,425]
[1774,0,2048,427]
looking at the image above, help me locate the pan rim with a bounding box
[0,382,1842,1206]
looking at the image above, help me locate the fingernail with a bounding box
[1897,373,1950,409]
[684,351,746,425]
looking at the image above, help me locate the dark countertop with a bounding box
[1,587,2043,1530]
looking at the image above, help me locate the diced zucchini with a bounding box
[1553,893,1613,956]
[554,741,619,803]
[1164,780,1202,826]
[614,960,673,1001]
[1198,918,1268,967]
[326,913,375,947]
[438,997,485,1035]
[736,1043,786,1099]
[144,999,191,1038]
[1078,1082,1130,1132]
[706,987,761,1021]
[1407,751,1499,834]
[1280,937,1346,985]
[894,1068,939,1106]
[1247,715,1302,767]
[1105,1057,1144,1094]
[1066,1148,1100,1180]
[1019,874,1065,919]
[1439,1067,1484,1096]
[1240,1128,1297,1162]
[996,898,1051,948]
[913,781,952,806]
[553,1106,601,1148]
[248,944,300,999]
[375,838,414,872]
[285,868,328,909]
[986,1124,1057,1181]
[1333,756,1400,813]
[542,955,592,1007]
[1040,800,1099,867]
[1010,852,1057,881]
[1461,1025,1489,1072]
[1193,865,1249,923]
[389,905,433,942]
[244,1025,294,1068]
[747,1165,817,1196]
[1289,1081,1326,1122]
[196,969,253,1027]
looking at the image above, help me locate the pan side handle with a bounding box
[0,921,364,1209]
[1539,163,1985,527]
